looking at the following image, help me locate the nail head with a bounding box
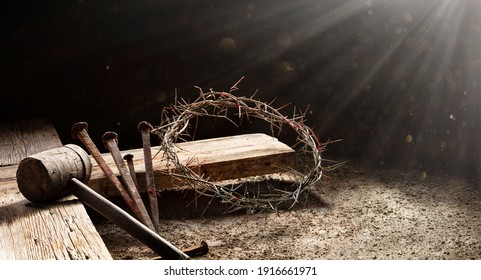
[123,154,134,161]
[138,121,153,132]
[102,131,118,149]
[71,122,88,140]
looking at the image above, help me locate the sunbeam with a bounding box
[270,0,481,172]
[5,0,481,264]
[3,0,481,175]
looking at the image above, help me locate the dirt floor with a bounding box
[90,162,481,260]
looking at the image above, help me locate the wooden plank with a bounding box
[0,189,110,260]
[88,133,296,197]
[0,119,112,260]
[0,118,62,167]
[0,165,17,191]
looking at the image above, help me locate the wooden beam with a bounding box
[88,133,296,197]
[0,119,112,260]
[0,118,62,167]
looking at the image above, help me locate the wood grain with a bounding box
[0,118,62,167]
[0,119,112,260]
[88,133,296,197]
[0,189,110,260]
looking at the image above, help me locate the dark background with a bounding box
[2,0,481,175]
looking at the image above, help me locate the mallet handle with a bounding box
[67,178,189,260]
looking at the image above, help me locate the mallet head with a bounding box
[16,144,92,203]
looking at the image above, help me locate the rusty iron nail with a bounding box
[71,121,89,140]
[71,122,145,222]
[151,241,209,260]
[102,131,155,231]
[123,154,139,190]
[70,178,189,260]
[181,241,209,258]
[138,121,160,232]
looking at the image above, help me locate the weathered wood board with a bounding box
[0,118,62,167]
[0,119,112,260]
[0,188,111,260]
[88,133,296,197]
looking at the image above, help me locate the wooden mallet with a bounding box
[16,144,190,260]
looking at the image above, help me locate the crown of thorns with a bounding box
[151,78,337,213]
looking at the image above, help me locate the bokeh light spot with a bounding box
[279,61,295,72]
[277,31,292,47]
[219,37,236,52]
[420,171,427,181]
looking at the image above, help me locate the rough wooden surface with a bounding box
[0,189,110,260]
[88,133,296,197]
[0,119,112,260]
[0,118,62,167]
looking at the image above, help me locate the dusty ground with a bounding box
[90,163,481,260]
